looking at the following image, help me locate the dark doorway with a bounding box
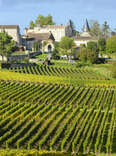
[48,45,52,52]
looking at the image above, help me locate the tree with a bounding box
[29,14,54,28]
[45,14,54,25]
[59,36,75,59]
[80,44,86,48]
[69,19,75,31]
[110,62,116,78]
[98,38,106,51]
[68,19,77,36]
[89,20,102,38]
[77,48,98,64]
[35,14,45,26]
[52,42,60,60]
[87,41,98,52]
[35,14,54,27]
[33,41,38,52]
[102,21,110,39]
[106,36,116,54]
[29,20,35,28]
[0,32,15,62]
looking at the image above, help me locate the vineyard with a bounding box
[7,64,107,80]
[0,80,115,154]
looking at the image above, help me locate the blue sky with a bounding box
[0,0,116,34]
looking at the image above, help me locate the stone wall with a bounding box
[0,52,41,62]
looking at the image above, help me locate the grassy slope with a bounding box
[0,63,116,156]
[84,64,112,79]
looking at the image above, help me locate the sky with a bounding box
[0,0,116,34]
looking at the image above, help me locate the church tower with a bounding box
[83,19,90,32]
[81,19,91,37]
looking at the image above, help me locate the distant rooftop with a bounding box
[42,25,70,29]
[26,24,70,30]
[27,32,55,41]
[0,25,19,29]
[72,36,97,41]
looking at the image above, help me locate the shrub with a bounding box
[77,48,98,64]
[110,62,116,78]
[106,35,116,54]
[76,61,92,68]
[87,41,98,52]
[24,57,29,63]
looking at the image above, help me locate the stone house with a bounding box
[0,25,21,45]
[24,24,73,42]
[22,32,55,52]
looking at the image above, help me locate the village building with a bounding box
[0,20,98,55]
[24,23,73,42]
[0,25,21,45]
[22,31,55,52]
[73,19,97,47]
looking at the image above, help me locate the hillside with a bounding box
[0,64,116,156]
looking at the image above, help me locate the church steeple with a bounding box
[81,19,91,37]
[83,19,90,32]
